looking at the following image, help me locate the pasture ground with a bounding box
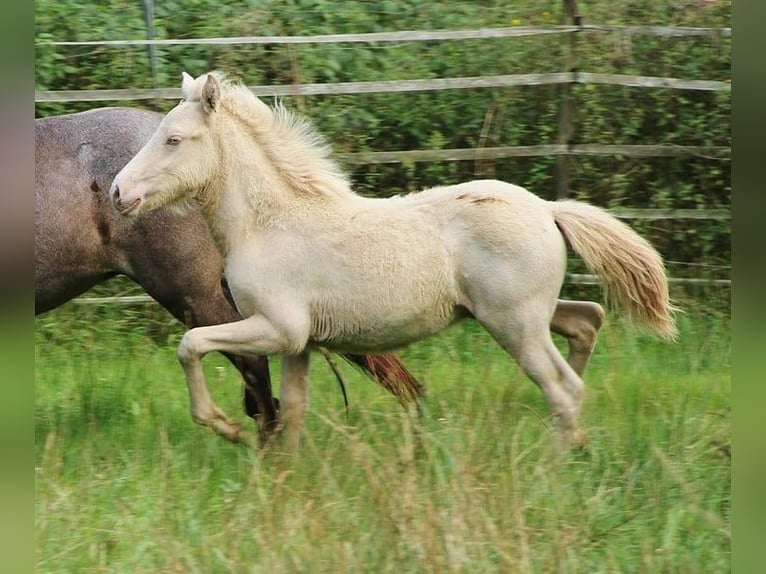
[35,298,730,573]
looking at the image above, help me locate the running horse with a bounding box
[110,72,673,449]
[35,107,423,442]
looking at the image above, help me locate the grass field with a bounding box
[35,299,730,573]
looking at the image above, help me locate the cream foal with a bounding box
[111,72,675,450]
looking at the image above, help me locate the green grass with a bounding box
[35,304,730,573]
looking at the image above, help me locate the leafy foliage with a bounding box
[35,0,730,288]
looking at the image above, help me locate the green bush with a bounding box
[35,0,730,299]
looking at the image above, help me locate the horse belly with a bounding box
[309,287,462,353]
[225,224,462,352]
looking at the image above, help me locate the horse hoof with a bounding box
[210,419,243,444]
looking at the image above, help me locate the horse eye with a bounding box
[166,136,182,146]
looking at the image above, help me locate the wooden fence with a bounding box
[33,22,732,178]
[35,10,731,302]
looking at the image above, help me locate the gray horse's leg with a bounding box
[551,300,605,377]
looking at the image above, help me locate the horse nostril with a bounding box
[110,184,141,216]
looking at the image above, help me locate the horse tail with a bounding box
[549,199,677,340]
[340,353,426,404]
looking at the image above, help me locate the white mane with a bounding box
[188,72,354,200]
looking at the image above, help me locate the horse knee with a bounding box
[177,329,202,365]
[584,301,605,331]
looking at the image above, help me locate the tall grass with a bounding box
[35,301,730,573]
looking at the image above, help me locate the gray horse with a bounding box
[35,107,424,442]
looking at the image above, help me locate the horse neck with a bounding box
[197,126,316,256]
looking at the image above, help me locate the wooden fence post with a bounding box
[141,0,160,110]
[555,0,581,199]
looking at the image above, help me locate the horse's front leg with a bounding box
[280,353,311,450]
[176,313,307,445]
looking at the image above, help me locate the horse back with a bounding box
[35,108,163,312]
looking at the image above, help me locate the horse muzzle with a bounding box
[110,183,142,216]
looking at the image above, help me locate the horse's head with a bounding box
[110,72,223,217]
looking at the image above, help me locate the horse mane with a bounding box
[191,72,354,200]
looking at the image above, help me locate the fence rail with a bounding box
[36,24,732,47]
[69,273,731,307]
[607,208,729,220]
[34,71,730,104]
[37,19,731,294]
[338,144,730,165]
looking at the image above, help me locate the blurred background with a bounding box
[35,0,730,311]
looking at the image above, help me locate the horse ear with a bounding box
[181,71,195,99]
[201,74,221,115]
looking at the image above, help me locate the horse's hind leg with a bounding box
[551,300,605,377]
[480,310,587,450]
